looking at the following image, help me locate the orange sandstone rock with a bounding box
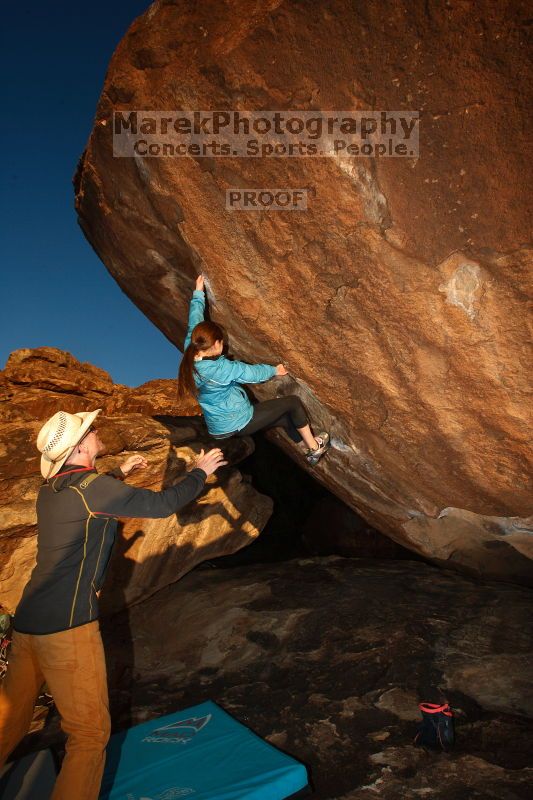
[0,348,272,614]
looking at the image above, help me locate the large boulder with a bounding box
[74,0,532,582]
[0,347,273,614]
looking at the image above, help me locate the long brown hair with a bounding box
[178,321,224,399]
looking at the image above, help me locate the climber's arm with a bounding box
[209,357,277,385]
[184,281,206,348]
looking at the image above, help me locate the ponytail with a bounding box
[178,342,199,400]
[177,320,225,400]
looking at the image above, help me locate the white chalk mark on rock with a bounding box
[439,262,481,319]
[329,437,354,453]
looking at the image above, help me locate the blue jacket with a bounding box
[184,290,276,435]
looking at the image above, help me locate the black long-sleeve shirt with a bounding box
[14,463,207,634]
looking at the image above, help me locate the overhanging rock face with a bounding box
[74,0,532,583]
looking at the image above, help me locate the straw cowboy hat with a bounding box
[37,409,102,479]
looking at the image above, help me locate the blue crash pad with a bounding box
[99,700,309,799]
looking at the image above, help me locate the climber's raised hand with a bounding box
[195,274,205,292]
[275,363,288,376]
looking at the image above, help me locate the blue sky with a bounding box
[0,1,182,387]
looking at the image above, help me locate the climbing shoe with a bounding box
[414,701,455,751]
[305,432,330,465]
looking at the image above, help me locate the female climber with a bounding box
[178,275,330,465]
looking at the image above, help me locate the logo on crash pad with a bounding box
[142,714,212,744]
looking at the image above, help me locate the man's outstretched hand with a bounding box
[195,275,205,292]
[194,447,227,476]
[120,454,148,476]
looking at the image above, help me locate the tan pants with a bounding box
[0,620,110,800]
